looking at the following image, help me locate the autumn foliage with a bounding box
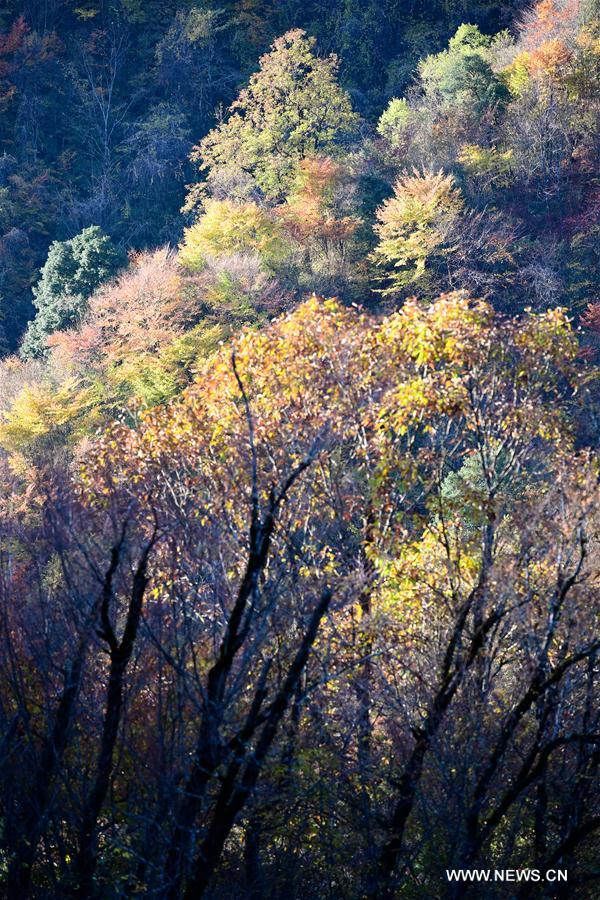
[1,1,600,897]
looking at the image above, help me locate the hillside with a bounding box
[0,2,600,898]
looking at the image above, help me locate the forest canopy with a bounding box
[0,1,600,898]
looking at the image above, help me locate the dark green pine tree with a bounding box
[21,226,126,359]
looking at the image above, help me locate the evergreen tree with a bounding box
[21,226,125,358]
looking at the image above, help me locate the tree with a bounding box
[179,199,287,270]
[21,225,125,359]
[371,169,465,295]
[371,169,518,304]
[275,156,365,297]
[360,294,594,896]
[45,247,223,414]
[419,24,509,116]
[187,29,359,204]
[376,24,510,173]
[70,22,130,231]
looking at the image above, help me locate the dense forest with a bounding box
[0,0,600,897]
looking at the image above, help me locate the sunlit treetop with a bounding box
[187,29,359,205]
[80,292,586,536]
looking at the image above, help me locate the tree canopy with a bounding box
[0,1,600,897]
[21,226,125,358]
[189,29,359,203]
